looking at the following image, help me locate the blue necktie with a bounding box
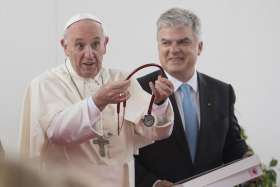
[180,84,198,162]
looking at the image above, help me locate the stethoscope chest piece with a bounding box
[143,114,155,127]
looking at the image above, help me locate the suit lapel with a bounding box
[194,73,216,164]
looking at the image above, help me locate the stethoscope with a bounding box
[117,63,166,135]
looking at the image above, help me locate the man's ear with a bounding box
[198,41,203,56]
[103,36,109,54]
[60,39,69,56]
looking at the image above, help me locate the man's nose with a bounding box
[170,43,180,54]
[84,46,95,59]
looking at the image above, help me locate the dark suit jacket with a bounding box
[135,71,248,187]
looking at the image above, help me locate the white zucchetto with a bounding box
[64,13,102,31]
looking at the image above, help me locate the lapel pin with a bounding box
[207,102,211,106]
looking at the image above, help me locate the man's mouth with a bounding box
[82,62,95,66]
[168,57,183,61]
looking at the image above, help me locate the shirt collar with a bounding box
[165,70,198,93]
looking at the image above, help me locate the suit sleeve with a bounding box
[135,155,159,187]
[222,84,249,163]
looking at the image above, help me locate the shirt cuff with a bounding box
[152,99,169,114]
[152,99,169,126]
[152,180,161,187]
[87,97,102,135]
[87,97,101,116]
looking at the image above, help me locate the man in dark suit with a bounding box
[135,8,250,187]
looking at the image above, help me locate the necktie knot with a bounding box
[180,84,191,97]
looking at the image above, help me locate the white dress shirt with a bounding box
[165,71,200,128]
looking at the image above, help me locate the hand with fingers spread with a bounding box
[149,76,174,105]
[93,80,131,111]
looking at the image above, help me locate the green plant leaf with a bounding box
[240,127,248,140]
[269,159,278,167]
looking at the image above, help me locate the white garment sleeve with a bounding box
[151,99,170,126]
[46,97,103,145]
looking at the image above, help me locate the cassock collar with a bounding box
[165,70,198,93]
[65,58,104,85]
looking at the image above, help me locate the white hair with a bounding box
[157,8,202,39]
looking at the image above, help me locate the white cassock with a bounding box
[19,60,174,187]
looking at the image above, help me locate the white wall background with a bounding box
[0,0,279,181]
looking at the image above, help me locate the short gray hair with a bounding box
[157,8,202,38]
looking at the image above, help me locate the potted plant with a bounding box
[239,129,278,187]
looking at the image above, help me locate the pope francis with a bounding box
[19,13,174,187]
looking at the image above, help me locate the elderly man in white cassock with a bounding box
[19,13,174,187]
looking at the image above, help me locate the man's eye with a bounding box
[180,39,192,45]
[75,43,85,50]
[161,41,170,46]
[92,41,100,49]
